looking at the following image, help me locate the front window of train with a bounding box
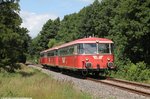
[84,43,97,54]
[98,43,114,54]
[77,43,114,54]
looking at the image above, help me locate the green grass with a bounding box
[0,65,91,99]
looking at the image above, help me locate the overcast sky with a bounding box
[19,0,94,38]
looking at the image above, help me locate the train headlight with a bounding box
[107,62,114,69]
[85,62,92,69]
[107,58,110,61]
[85,58,89,62]
[96,40,99,43]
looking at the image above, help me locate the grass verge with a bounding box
[0,64,91,99]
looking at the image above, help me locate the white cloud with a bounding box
[20,11,58,38]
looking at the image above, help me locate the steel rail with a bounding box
[87,77,150,97]
[107,78,150,89]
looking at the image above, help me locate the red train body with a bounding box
[40,37,115,76]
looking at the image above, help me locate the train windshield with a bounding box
[78,43,114,54]
[98,43,113,54]
[84,43,97,54]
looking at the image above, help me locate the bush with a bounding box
[110,61,150,83]
[26,54,39,64]
[126,62,150,81]
[18,53,26,63]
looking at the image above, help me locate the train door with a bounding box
[74,45,78,68]
[44,52,48,64]
[54,50,58,66]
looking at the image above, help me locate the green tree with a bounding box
[39,18,60,50]
[107,0,150,81]
[78,0,102,37]
[48,39,57,48]
[0,0,30,72]
[108,0,150,64]
[56,13,80,42]
[28,18,60,61]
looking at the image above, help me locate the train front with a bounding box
[78,39,116,75]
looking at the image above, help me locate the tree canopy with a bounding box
[0,0,30,72]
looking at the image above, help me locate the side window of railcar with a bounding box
[40,53,44,57]
[77,44,84,54]
[62,48,65,56]
[55,50,58,56]
[59,49,63,56]
[47,51,55,56]
[59,48,67,56]
[44,52,47,57]
[64,48,68,55]
[58,50,61,56]
[68,46,74,55]
[60,46,76,56]
[74,45,78,55]
[47,52,50,56]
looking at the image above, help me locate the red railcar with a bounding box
[40,50,48,65]
[40,47,58,66]
[40,37,115,76]
[46,47,58,66]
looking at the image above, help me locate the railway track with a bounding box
[30,64,150,98]
[87,77,150,97]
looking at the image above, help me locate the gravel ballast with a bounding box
[29,65,149,99]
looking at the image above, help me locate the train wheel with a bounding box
[104,69,110,77]
[81,70,88,77]
[42,65,47,69]
[94,72,99,77]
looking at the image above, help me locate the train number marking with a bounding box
[62,57,66,63]
[99,56,103,59]
[93,56,103,59]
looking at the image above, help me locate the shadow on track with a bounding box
[42,65,109,80]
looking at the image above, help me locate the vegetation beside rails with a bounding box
[110,61,150,84]
[0,64,91,99]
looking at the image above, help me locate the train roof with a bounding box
[40,47,58,54]
[58,37,113,49]
[40,37,113,53]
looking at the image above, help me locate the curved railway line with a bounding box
[87,77,150,97]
